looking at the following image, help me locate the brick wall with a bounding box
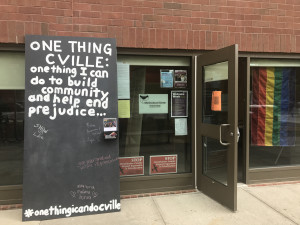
[0,0,300,53]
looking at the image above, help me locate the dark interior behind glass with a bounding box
[0,90,24,185]
[119,65,192,175]
[0,64,192,185]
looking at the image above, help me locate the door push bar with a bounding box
[219,124,240,146]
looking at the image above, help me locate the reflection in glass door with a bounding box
[202,61,229,186]
[203,136,228,186]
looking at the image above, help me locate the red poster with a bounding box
[150,155,177,175]
[119,156,144,176]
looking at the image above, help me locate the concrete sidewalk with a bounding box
[1,183,300,225]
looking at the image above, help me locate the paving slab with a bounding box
[0,209,39,225]
[243,183,300,225]
[153,189,296,225]
[1,185,300,225]
[40,197,164,225]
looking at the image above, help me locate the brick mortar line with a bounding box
[0,189,197,211]
[248,181,300,187]
[120,189,197,200]
[241,188,299,225]
[0,204,22,211]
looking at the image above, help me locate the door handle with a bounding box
[237,127,240,143]
[219,124,230,146]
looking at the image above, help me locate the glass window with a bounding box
[249,59,300,168]
[0,54,192,186]
[0,52,25,89]
[118,56,192,176]
[0,90,24,185]
[202,61,228,125]
[202,136,228,186]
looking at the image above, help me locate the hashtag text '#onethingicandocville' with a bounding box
[24,200,120,218]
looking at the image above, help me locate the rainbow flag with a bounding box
[251,67,296,146]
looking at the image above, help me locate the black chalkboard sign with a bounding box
[22,35,120,221]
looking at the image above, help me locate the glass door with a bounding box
[196,45,238,211]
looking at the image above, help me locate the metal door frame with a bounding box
[196,45,238,211]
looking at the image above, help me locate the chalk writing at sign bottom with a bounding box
[69,184,98,200]
[23,200,121,219]
[77,155,118,170]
